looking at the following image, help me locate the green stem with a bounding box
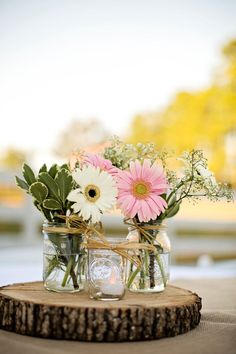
[155,253,167,287]
[149,252,155,288]
[167,176,194,204]
[166,180,186,203]
[61,256,74,287]
[139,265,145,289]
[127,267,141,288]
[44,256,58,279]
[144,250,149,276]
[128,261,133,283]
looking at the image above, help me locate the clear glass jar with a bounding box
[42,222,86,293]
[126,223,170,293]
[87,237,126,300]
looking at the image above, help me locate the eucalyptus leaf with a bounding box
[15,176,29,191]
[55,168,73,204]
[29,182,48,203]
[39,172,60,201]
[22,163,36,185]
[43,198,62,210]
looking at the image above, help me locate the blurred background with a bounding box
[0,0,236,285]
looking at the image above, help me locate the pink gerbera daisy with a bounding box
[116,159,168,222]
[84,153,118,176]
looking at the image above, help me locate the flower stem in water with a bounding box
[155,253,167,287]
[61,256,74,287]
[149,252,155,288]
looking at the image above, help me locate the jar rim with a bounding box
[128,222,166,232]
[91,235,126,245]
[43,220,67,227]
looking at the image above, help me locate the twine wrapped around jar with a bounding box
[44,214,158,267]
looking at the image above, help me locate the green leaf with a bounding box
[161,193,167,200]
[55,168,73,204]
[15,176,29,191]
[38,172,60,201]
[154,244,163,253]
[48,164,58,178]
[39,164,47,173]
[165,202,181,218]
[29,182,48,203]
[41,207,52,222]
[33,200,41,211]
[22,163,36,185]
[33,193,52,221]
[168,194,176,205]
[60,163,70,171]
[43,198,62,210]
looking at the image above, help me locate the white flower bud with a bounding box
[196,165,218,187]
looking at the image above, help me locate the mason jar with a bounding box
[87,237,126,300]
[42,222,86,293]
[126,222,170,293]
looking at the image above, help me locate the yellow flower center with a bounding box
[133,181,150,199]
[84,184,100,203]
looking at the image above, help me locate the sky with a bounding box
[0,0,236,163]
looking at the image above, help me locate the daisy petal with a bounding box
[67,189,81,202]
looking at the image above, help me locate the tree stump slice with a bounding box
[0,281,201,342]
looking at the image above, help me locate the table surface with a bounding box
[0,278,236,354]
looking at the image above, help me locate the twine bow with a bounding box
[85,238,157,267]
[124,218,163,248]
[42,214,94,236]
[42,214,158,267]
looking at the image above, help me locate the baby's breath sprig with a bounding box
[104,136,165,169]
[168,150,233,206]
[104,138,233,222]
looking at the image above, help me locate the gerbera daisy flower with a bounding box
[84,153,118,176]
[67,165,118,223]
[116,159,168,222]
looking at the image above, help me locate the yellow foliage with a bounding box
[127,40,236,184]
[0,148,27,170]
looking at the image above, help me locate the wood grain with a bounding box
[0,282,201,341]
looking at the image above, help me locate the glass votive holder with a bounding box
[87,237,126,301]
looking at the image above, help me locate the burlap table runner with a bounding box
[0,278,235,354]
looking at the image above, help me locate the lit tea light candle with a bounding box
[101,272,124,296]
[101,281,124,296]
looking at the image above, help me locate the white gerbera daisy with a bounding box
[67,165,118,223]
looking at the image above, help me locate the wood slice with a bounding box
[0,282,201,342]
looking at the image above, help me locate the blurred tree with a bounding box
[0,148,27,170]
[128,39,236,183]
[54,119,110,158]
[222,39,236,89]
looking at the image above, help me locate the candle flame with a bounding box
[110,270,117,284]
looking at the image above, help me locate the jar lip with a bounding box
[128,222,166,231]
[43,220,67,227]
[108,236,127,244]
[91,235,126,245]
